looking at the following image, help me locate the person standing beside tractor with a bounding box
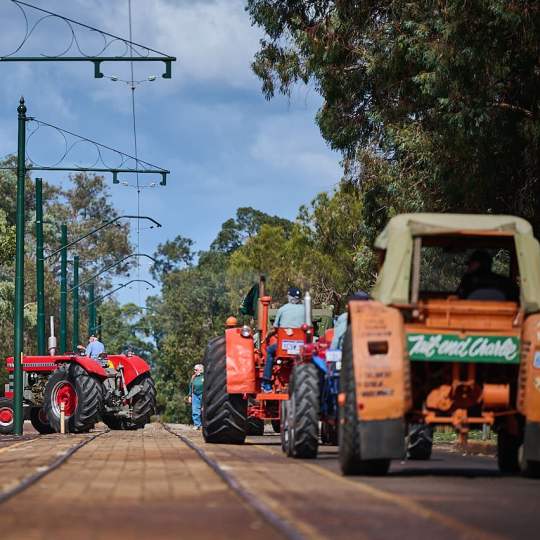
[261,286,305,393]
[188,364,204,429]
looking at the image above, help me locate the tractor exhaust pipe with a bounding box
[48,316,57,356]
[304,291,312,327]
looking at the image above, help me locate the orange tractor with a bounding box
[339,214,540,477]
[202,286,330,443]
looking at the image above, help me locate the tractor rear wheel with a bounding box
[0,397,14,435]
[102,415,125,430]
[287,363,319,459]
[407,424,433,460]
[497,431,520,474]
[30,407,54,434]
[123,373,156,430]
[44,364,103,433]
[339,329,391,476]
[202,336,247,444]
[247,416,264,436]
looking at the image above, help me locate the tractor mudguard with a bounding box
[55,355,108,378]
[348,300,412,459]
[107,355,151,386]
[225,327,256,394]
[518,315,540,461]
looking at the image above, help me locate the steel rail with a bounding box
[0,429,107,505]
[162,424,306,540]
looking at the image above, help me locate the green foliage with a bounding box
[210,207,293,253]
[228,182,373,310]
[151,235,194,279]
[247,1,540,232]
[98,300,153,358]
[0,160,133,393]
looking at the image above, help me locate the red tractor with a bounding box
[2,352,156,434]
[202,293,316,443]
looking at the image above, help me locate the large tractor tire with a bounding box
[202,336,247,444]
[407,424,433,460]
[30,407,54,434]
[123,373,156,430]
[247,416,265,436]
[321,422,338,445]
[102,415,125,430]
[339,329,391,476]
[497,431,520,474]
[44,364,103,433]
[0,397,14,435]
[280,400,290,453]
[287,363,319,459]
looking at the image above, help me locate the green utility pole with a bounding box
[97,315,102,342]
[35,178,46,356]
[88,282,96,336]
[13,98,27,435]
[72,255,80,351]
[59,224,68,353]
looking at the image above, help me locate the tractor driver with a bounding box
[456,250,519,301]
[261,287,304,393]
[84,335,105,360]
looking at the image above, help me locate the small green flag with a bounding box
[240,284,259,317]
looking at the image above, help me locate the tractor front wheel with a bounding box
[30,407,54,434]
[339,329,390,476]
[497,431,520,474]
[44,364,103,433]
[407,424,433,460]
[287,363,319,459]
[0,397,14,435]
[321,422,338,445]
[202,336,247,444]
[271,420,281,434]
[123,373,156,430]
[247,416,265,436]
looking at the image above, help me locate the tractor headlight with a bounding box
[240,325,252,338]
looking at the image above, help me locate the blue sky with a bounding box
[0,0,342,305]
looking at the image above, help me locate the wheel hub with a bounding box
[52,382,78,416]
[0,406,13,426]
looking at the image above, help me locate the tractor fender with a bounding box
[225,327,256,394]
[55,355,108,378]
[518,315,540,461]
[107,355,151,386]
[348,300,411,459]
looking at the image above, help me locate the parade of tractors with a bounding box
[201,213,540,478]
[3,212,540,479]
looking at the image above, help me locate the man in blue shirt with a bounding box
[261,286,305,393]
[85,335,105,360]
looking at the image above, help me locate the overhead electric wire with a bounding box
[128,0,142,305]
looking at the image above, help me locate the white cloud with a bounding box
[88,0,262,90]
[250,113,342,184]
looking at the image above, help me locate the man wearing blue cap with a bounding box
[261,286,305,393]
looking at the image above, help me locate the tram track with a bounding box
[162,423,308,540]
[0,429,107,506]
[167,426,517,540]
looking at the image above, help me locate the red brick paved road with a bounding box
[0,424,278,540]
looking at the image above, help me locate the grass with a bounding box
[433,427,497,445]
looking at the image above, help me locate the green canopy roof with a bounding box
[371,213,540,313]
